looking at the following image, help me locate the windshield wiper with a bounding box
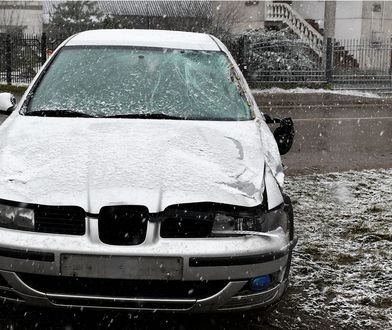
[104,113,186,120]
[24,109,95,118]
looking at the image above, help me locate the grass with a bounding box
[346,221,371,236]
[372,233,392,242]
[367,205,384,213]
[335,253,362,264]
[302,245,322,261]
[358,296,392,308]
[374,297,392,308]
[0,84,27,94]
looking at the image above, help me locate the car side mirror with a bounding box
[0,93,16,113]
[273,117,294,155]
[264,114,295,155]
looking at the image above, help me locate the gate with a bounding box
[0,34,46,85]
[332,38,392,90]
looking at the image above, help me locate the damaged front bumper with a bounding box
[0,215,297,312]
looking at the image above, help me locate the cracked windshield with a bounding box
[0,1,390,330]
[27,48,251,120]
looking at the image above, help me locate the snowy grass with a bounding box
[269,168,392,329]
[0,83,28,95]
[252,87,381,99]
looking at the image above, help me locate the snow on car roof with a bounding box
[66,29,221,51]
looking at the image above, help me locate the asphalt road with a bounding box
[255,92,392,175]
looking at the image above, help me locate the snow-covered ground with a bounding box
[253,87,381,99]
[268,168,392,329]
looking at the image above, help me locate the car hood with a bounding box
[0,115,283,213]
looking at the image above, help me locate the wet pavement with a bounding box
[254,92,392,175]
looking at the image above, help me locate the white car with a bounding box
[0,29,296,312]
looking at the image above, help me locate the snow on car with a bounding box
[0,29,296,312]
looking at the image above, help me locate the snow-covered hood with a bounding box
[0,115,283,213]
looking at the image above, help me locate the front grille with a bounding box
[161,218,213,238]
[35,205,86,235]
[0,275,10,288]
[49,297,193,310]
[98,206,148,245]
[17,273,228,300]
[160,203,215,238]
[0,289,24,302]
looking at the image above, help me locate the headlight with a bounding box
[0,204,35,230]
[212,206,289,239]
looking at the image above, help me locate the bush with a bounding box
[227,28,321,80]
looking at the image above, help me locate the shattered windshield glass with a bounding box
[26,47,252,120]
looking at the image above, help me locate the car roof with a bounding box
[65,29,221,51]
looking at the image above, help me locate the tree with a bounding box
[207,1,243,39]
[46,1,104,36]
[100,1,243,40]
[100,1,214,34]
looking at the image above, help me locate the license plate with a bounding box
[60,255,183,280]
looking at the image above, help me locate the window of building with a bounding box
[245,1,259,6]
[372,3,382,12]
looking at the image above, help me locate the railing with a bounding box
[331,38,392,89]
[224,35,392,89]
[265,3,323,57]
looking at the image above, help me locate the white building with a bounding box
[0,1,43,34]
[291,1,392,42]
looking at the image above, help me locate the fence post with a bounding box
[325,37,333,83]
[237,36,244,74]
[238,36,248,79]
[5,34,12,85]
[41,33,47,65]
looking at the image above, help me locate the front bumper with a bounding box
[0,216,297,312]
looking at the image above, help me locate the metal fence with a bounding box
[0,33,66,85]
[0,34,45,85]
[226,36,392,90]
[1,33,392,90]
[332,38,392,89]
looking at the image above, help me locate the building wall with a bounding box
[335,1,363,40]
[292,1,392,41]
[0,1,43,34]
[359,1,392,70]
[361,1,392,40]
[292,0,363,39]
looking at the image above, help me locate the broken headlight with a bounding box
[0,203,35,231]
[211,205,289,238]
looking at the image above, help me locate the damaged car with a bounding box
[0,29,297,312]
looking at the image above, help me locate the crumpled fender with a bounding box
[257,118,285,209]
